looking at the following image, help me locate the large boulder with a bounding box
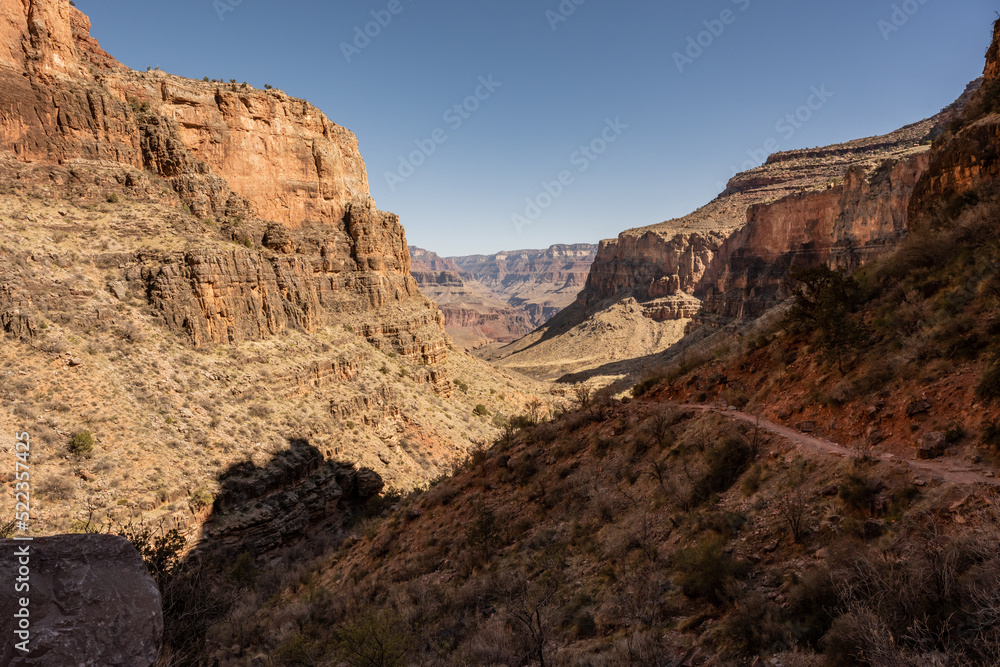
[0,534,162,666]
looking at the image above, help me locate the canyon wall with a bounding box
[410,246,534,349]
[698,153,929,319]
[0,0,449,373]
[491,83,976,382]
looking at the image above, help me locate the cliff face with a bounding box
[0,0,448,372]
[910,21,1000,228]
[699,153,929,318]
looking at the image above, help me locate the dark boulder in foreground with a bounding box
[0,534,161,666]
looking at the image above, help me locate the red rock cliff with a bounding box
[0,0,449,379]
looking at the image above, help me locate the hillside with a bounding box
[181,21,1000,666]
[0,0,555,546]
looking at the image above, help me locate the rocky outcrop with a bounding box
[0,534,162,666]
[203,440,383,554]
[583,232,726,307]
[910,20,1000,228]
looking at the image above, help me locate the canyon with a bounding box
[409,243,596,350]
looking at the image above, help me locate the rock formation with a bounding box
[0,534,162,666]
[201,439,383,554]
[0,0,450,382]
[491,82,978,382]
[410,247,535,350]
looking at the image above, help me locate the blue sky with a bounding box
[77,0,997,256]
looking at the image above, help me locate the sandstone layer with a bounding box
[409,246,534,350]
[451,244,597,326]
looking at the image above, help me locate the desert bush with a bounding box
[631,376,661,398]
[838,473,882,517]
[335,606,414,667]
[690,433,754,505]
[786,566,839,648]
[472,404,489,417]
[69,430,94,456]
[976,357,1000,402]
[672,535,747,603]
[718,589,786,657]
[36,474,77,501]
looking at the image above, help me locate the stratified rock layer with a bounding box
[0,0,449,378]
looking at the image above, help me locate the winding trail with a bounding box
[685,404,1000,488]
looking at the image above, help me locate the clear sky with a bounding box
[76,0,997,256]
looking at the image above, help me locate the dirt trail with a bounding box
[686,404,1000,488]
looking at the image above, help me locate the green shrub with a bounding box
[673,535,747,603]
[472,404,490,417]
[106,193,119,204]
[631,376,661,398]
[69,430,94,456]
[838,473,880,517]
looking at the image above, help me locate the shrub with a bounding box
[631,376,661,398]
[690,434,754,505]
[838,473,880,517]
[977,357,1000,402]
[37,474,77,501]
[106,193,119,204]
[673,535,747,603]
[473,404,490,417]
[335,607,413,667]
[718,590,785,656]
[69,430,94,456]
